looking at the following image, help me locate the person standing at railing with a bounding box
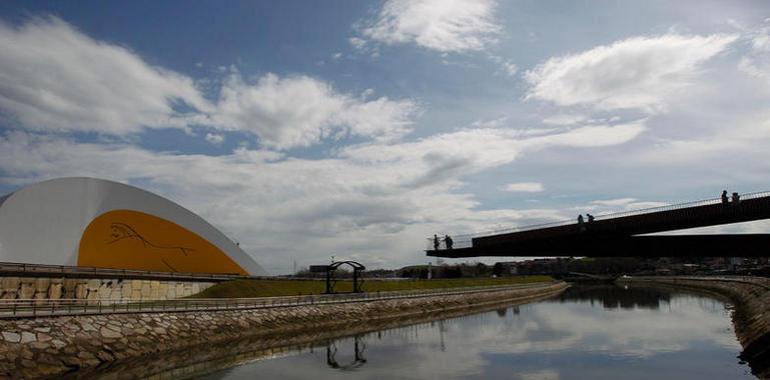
[433,234,440,250]
[732,192,740,205]
[444,235,453,250]
[586,214,595,223]
[721,190,729,205]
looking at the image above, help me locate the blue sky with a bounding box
[2,1,770,273]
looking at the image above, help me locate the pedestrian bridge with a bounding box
[427,191,770,258]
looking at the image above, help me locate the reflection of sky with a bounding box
[198,287,754,380]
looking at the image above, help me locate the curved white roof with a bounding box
[0,177,268,276]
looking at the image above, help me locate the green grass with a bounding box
[189,276,553,298]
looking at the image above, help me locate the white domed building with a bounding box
[0,177,267,276]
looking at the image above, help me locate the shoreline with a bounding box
[0,281,569,379]
[618,276,770,380]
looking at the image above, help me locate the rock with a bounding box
[19,283,35,299]
[78,351,96,360]
[2,331,21,342]
[37,333,52,342]
[75,284,88,299]
[96,350,114,362]
[34,278,50,290]
[79,321,98,332]
[20,331,36,343]
[100,327,122,339]
[51,339,67,349]
[48,283,62,300]
[1,277,20,290]
[29,341,51,350]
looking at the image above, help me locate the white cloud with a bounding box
[357,0,500,53]
[0,18,419,152]
[349,37,367,50]
[525,34,737,112]
[205,133,225,146]
[738,23,770,85]
[212,72,419,149]
[501,60,518,77]
[504,182,544,193]
[587,198,668,214]
[591,198,638,207]
[542,114,588,126]
[0,17,210,135]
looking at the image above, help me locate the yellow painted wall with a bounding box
[78,210,247,275]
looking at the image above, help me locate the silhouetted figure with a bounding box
[587,214,595,223]
[732,192,740,204]
[433,234,440,250]
[577,214,584,224]
[444,235,453,250]
[721,190,729,205]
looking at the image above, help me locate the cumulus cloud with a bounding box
[501,60,519,77]
[504,182,544,193]
[525,34,737,112]
[213,72,419,149]
[0,17,210,135]
[356,0,500,53]
[0,18,419,151]
[204,133,225,146]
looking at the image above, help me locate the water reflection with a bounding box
[326,335,367,370]
[556,285,673,310]
[80,285,759,380]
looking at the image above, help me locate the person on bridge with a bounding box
[444,235,454,250]
[577,214,584,224]
[586,214,595,223]
[732,192,741,204]
[721,190,729,205]
[433,234,440,250]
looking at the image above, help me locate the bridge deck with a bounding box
[428,191,770,258]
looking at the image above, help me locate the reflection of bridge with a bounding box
[428,191,770,258]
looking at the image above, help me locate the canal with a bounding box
[82,285,759,379]
[189,285,756,380]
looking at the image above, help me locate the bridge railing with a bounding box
[0,281,559,319]
[427,190,770,250]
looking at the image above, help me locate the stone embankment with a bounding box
[0,281,568,379]
[619,276,770,379]
[0,277,214,302]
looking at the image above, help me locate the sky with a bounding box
[2,1,770,274]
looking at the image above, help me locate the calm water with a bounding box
[196,285,756,380]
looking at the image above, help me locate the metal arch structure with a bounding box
[311,261,366,294]
[427,190,770,258]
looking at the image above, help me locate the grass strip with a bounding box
[190,276,552,298]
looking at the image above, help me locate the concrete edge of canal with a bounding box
[0,281,569,379]
[618,276,770,379]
